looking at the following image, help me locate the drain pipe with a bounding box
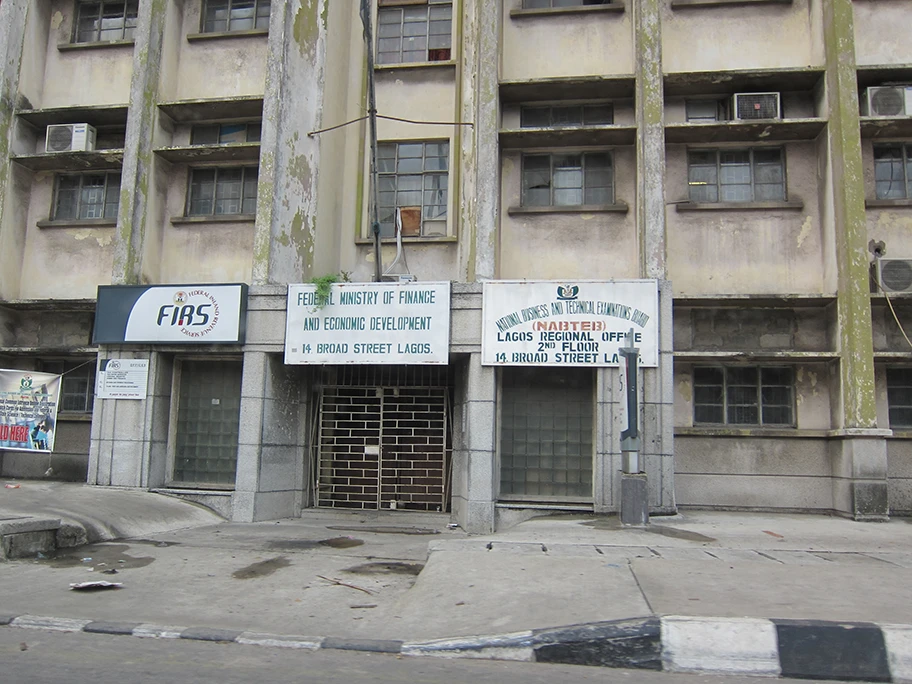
[359,0,383,282]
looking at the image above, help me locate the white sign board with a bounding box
[96,359,150,400]
[482,280,659,367]
[285,282,451,365]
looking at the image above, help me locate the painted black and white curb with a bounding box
[3,614,911,682]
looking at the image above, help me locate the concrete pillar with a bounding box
[233,352,306,522]
[463,0,500,282]
[633,0,666,280]
[0,0,29,300]
[111,0,167,285]
[823,0,889,519]
[252,0,328,284]
[463,353,496,534]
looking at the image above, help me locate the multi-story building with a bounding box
[0,0,909,532]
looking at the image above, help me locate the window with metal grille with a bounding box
[522,0,611,7]
[874,144,912,200]
[520,104,613,128]
[688,148,785,203]
[187,166,258,217]
[499,367,594,500]
[887,368,912,428]
[74,1,138,43]
[377,0,452,64]
[693,366,794,426]
[52,173,121,221]
[39,360,96,413]
[522,152,613,207]
[191,123,261,145]
[202,0,271,32]
[377,141,448,237]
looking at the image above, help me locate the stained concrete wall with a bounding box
[852,0,912,67]
[38,0,133,108]
[666,142,825,295]
[501,3,634,81]
[499,147,638,280]
[662,0,823,74]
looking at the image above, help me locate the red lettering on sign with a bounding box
[0,425,8,440]
[10,425,28,442]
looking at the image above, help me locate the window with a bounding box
[522,0,611,7]
[74,1,138,43]
[191,123,262,145]
[52,173,121,221]
[521,104,613,128]
[40,360,96,413]
[522,152,613,207]
[202,0,271,33]
[887,368,912,428]
[693,366,794,426]
[874,144,912,200]
[688,148,785,203]
[377,0,452,65]
[377,141,448,237]
[685,99,726,122]
[187,166,258,216]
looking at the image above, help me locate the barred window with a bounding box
[874,144,912,200]
[522,152,614,207]
[887,368,912,428]
[693,366,794,426]
[202,0,271,33]
[74,1,138,43]
[688,148,785,203]
[187,167,258,216]
[377,0,452,65]
[520,104,613,128]
[40,360,96,413]
[377,141,448,238]
[53,173,121,221]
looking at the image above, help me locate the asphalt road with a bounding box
[0,628,845,684]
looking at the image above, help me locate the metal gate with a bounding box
[316,384,450,511]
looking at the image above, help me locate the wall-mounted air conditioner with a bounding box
[45,123,96,153]
[732,92,781,121]
[866,86,912,118]
[876,258,912,294]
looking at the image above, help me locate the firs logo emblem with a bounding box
[156,289,221,339]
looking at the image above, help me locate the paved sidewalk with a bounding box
[2,480,912,680]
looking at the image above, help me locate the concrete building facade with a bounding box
[0,0,910,532]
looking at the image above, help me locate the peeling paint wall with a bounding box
[852,0,912,67]
[502,4,633,81]
[662,0,823,74]
[666,142,826,295]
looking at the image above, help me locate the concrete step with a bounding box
[0,515,61,560]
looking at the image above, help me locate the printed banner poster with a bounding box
[0,369,61,453]
[285,282,451,365]
[482,280,659,367]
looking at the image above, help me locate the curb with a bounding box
[3,614,911,681]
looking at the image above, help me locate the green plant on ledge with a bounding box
[310,272,351,309]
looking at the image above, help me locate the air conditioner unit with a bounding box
[876,258,912,293]
[45,123,96,153]
[732,92,781,121]
[866,86,912,118]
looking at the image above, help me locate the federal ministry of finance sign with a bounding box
[482,280,659,367]
[285,282,451,365]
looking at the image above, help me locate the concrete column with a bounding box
[0,0,29,300]
[233,352,306,522]
[463,0,500,282]
[111,0,167,285]
[823,0,889,519]
[252,0,328,284]
[463,353,496,533]
[634,0,666,280]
